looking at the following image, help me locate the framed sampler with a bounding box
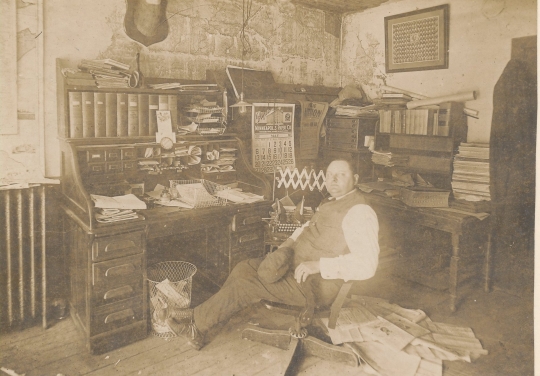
[385,4,449,73]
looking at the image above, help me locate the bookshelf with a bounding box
[374,102,467,189]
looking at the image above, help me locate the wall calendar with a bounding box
[251,103,295,174]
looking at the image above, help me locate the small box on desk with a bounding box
[400,187,450,207]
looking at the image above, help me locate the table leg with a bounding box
[449,233,460,312]
[484,233,492,293]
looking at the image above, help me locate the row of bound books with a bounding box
[68,92,178,138]
[378,108,449,136]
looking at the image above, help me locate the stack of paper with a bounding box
[215,189,263,204]
[452,143,490,202]
[371,151,409,167]
[320,296,488,376]
[334,105,378,117]
[95,208,140,223]
[91,194,147,210]
[79,59,134,88]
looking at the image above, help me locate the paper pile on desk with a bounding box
[215,189,263,204]
[91,194,147,209]
[95,208,141,223]
[320,296,487,376]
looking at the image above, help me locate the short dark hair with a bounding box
[327,158,358,175]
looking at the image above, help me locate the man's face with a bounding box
[325,160,358,198]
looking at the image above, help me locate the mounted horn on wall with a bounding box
[124,0,169,47]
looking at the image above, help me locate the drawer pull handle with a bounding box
[104,240,138,253]
[108,152,119,159]
[104,286,134,300]
[104,308,135,324]
[242,216,261,226]
[239,234,260,243]
[105,263,137,277]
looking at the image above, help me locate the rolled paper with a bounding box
[406,91,476,109]
[381,85,428,100]
[463,108,480,118]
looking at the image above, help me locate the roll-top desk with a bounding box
[57,60,272,353]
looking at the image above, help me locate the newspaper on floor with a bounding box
[319,295,488,376]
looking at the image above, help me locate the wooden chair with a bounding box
[241,276,359,375]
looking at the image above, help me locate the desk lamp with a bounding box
[230,0,253,115]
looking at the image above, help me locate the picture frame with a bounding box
[385,4,449,73]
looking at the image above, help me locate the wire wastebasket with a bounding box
[147,261,197,338]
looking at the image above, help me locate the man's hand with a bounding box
[294,261,321,283]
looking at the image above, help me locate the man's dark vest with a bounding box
[292,189,367,268]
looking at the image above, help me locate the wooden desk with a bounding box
[365,193,491,312]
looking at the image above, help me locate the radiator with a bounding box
[1,186,48,329]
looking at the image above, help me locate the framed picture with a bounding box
[385,4,449,73]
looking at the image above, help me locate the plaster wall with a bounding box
[341,0,537,143]
[38,0,340,176]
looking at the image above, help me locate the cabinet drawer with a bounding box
[122,160,137,171]
[106,149,121,161]
[92,254,143,286]
[231,209,267,232]
[121,148,136,160]
[87,162,105,174]
[87,150,105,163]
[231,227,264,249]
[93,231,144,261]
[90,297,144,336]
[93,279,143,307]
[106,161,123,173]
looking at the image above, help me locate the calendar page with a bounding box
[251,103,295,174]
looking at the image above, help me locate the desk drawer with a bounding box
[93,279,143,306]
[93,231,144,262]
[121,148,136,160]
[231,227,264,250]
[122,160,137,171]
[87,162,105,175]
[91,297,144,336]
[106,161,123,173]
[87,150,105,163]
[92,254,143,286]
[231,209,267,232]
[106,150,121,161]
[407,211,457,233]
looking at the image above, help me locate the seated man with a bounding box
[163,159,380,350]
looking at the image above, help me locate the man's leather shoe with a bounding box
[166,318,205,350]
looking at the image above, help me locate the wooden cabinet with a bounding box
[321,114,378,181]
[58,61,272,353]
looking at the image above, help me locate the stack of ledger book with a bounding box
[451,143,490,202]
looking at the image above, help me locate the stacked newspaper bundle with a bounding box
[322,296,488,376]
